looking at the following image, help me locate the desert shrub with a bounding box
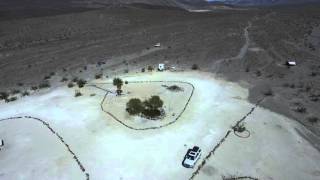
[147,65,154,72]
[95,73,103,79]
[72,77,79,83]
[256,70,262,77]
[126,98,144,115]
[263,89,273,96]
[0,92,9,100]
[77,79,87,88]
[38,81,51,89]
[50,72,55,76]
[233,123,246,133]
[68,82,74,88]
[166,85,183,92]
[22,91,30,97]
[11,89,20,94]
[191,64,199,70]
[141,68,145,72]
[125,81,128,84]
[61,77,68,82]
[124,69,129,73]
[75,91,82,97]
[17,83,24,86]
[307,116,319,124]
[5,96,17,103]
[294,106,307,113]
[44,75,51,80]
[31,86,38,91]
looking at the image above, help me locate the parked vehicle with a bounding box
[182,146,201,168]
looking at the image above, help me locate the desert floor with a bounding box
[1,71,319,180]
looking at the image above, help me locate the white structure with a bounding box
[158,64,165,71]
[154,43,161,47]
[287,60,297,66]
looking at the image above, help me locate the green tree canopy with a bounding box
[126,98,144,115]
[144,95,163,110]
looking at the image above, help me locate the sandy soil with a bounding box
[0,71,319,180]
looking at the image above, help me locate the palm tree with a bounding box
[113,78,123,95]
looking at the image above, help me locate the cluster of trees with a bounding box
[126,96,164,119]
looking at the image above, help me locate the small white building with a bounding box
[154,43,161,47]
[158,64,165,71]
[287,60,297,66]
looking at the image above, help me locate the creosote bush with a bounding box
[39,81,51,89]
[22,91,30,97]
[68,82,74,88]
[95,73,103,79]
[147,65,154,72]
[75,91,82,97]
[77,79,87,88]
[307,116,319,124]
[5,96,17,103]
[191,64,199,70]
[61,77,68,82]
[0,92,9,100]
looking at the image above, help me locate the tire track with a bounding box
[189,98,265,180]
[0,116,89,180]
[89,80,195,131]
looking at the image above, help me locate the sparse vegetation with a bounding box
[5,96,17,103]
[294,106,307,113]
[233,123,246,133]
[76,79,87,88]
[68,82,74,88]
[141,68,145,72]
[11,89,20,95]
[124,69,129,73]
[147,65,154,72]
[263,88,273,96]
[75,91,82,97]
[166,85,183,92]
[113,78,124,95]
[22,91,30,97]
[31,86,38,91]
[38,81,51,89]
[95,73,103,79]
[191,64,199,70]
[61,77,68,82]
[0,92,9,100]
[307,116,319,124]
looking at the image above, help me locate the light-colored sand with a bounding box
[0,71,319,180]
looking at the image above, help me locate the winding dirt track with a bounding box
[212,21,252,72]
[89,80,195,130]
[0,116,90,180]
